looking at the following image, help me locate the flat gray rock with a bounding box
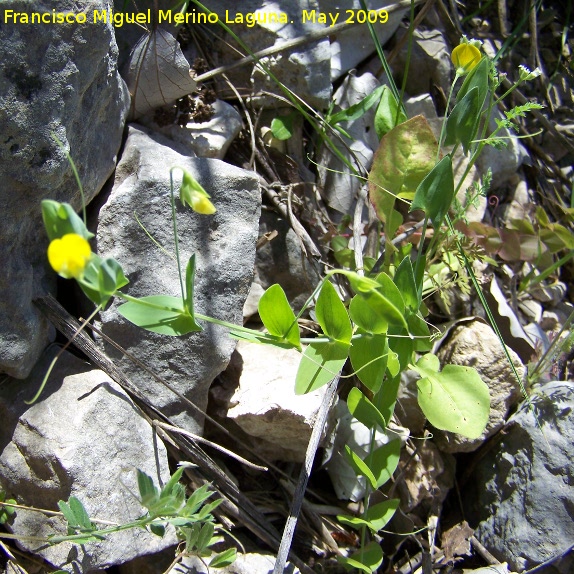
[464,381,574,574]
[0,351,176,571]
[0,0,129,378]
[96,125,261,434]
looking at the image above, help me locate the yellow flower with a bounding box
[178,168,216,215]
[188,193,217,215]
[451,43,481,75]
[47,233,92,279]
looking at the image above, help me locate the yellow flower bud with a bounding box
[189,193,217,215]
[451,43,482,75]
[178,168,217,215]
[47,233,92,279]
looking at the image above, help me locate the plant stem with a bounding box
[169,168,186,304]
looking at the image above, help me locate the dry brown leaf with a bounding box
[125,28,197,119]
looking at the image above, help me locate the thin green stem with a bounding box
[169,168,186,304]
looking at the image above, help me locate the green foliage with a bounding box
[411,354,490,438]
[374,85,407,139]
[337,540,384,573]
[42,200,94,242]
[44,467,231,566]
[258,284,301,349]
[410,155,455,229]
[295,281,351,394]
[347,388,386,431]
[444,86,480,153]
[38,25,552,570]
[78,255,129,307]
[271,113,296,140]
[118,295,202,336]
[327,84,387,130]
[0,491,17,525]
[368,115,438,270]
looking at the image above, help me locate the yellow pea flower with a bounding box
[47,233,92,279]
[187,192,217,215]
[179,168,216,215]
[451,42,482,75]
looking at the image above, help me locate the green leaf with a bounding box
[394,256,419,311]
[349,330,388,392]
[370,440,401,488]
[0,491,16,525]
[374,272,405,317]
[258,284,301,349]
[315,280,352,344]
[445,86,480,153]
[194,498,223,521]
[365,498,399,531]
[149,522,166,537]
[406,311,432,352]
[410,155,455,228]
[195,522,215,553]
[118,295,202,336]
[347,388,386,431]
[374,85,407,139]
[388,328,414,372]
[337,541,384,573]
[412,354,491,438]
[457,57,490,110]
[57,496,100,541]
[344,445,377,489]
[295,340,349,394]
[338,499,399,534]
[183,483,215,516]
[210,547,237,568]
[184,522,202,551]
[349,287,407,334]
[42,200,94,241]
[159,466,186,499]
[369,115,439,223]
[378,373,401,424]
[78,255,129,307]
[137,469,160,510]
[329,84,386,125]
[336,513,375,531]
[271,114,294,140]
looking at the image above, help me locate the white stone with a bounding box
[139,100,243,159]
[0,352,176,571]
[227,341,337,462]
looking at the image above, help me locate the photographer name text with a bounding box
[2,8,389,27]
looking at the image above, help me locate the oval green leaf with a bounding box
[413,354,490,438]
[258,284,300,349]
[295,340,349,395]
[118,295,202,336]
[315,280,352,344]
[347,387,386,431]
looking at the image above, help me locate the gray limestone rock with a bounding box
[255,210,320,311]
[324,0,408,81]
[198,0,332,110]
[464,381,574,574]
[0,0,129,377]
[0,351,176,571]
[96,125,261,435]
